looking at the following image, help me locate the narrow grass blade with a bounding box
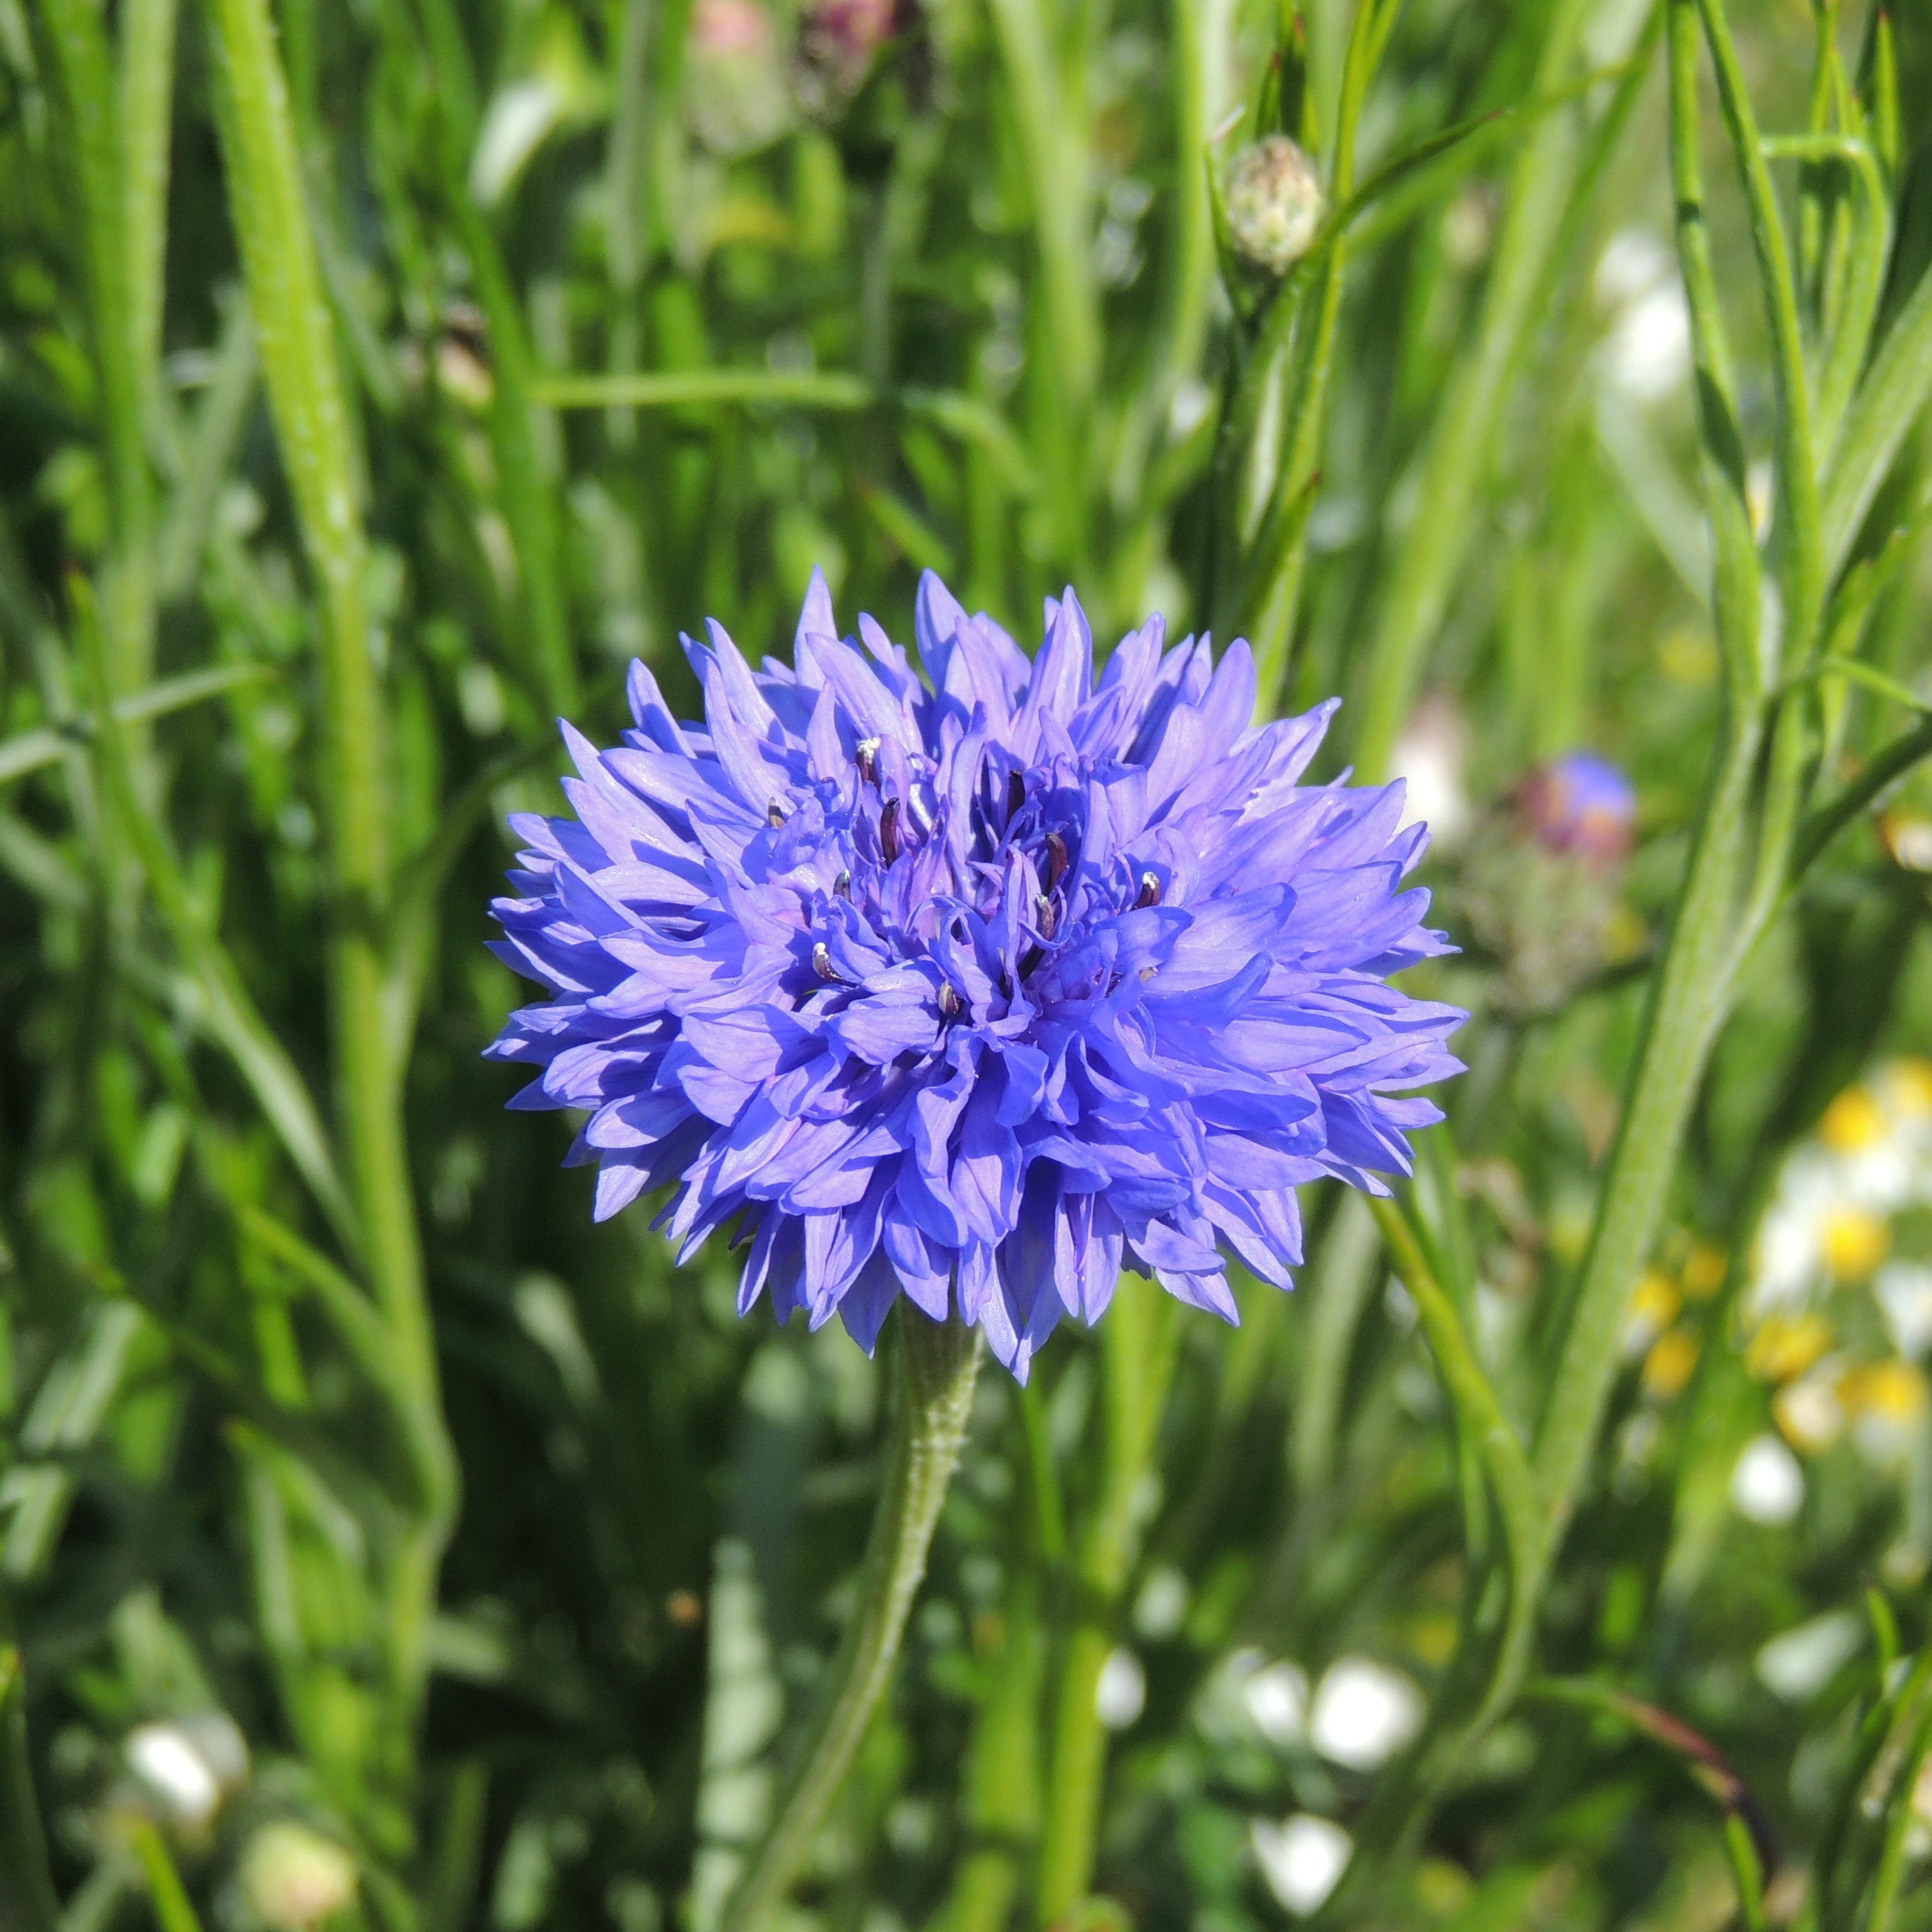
[1822,260,1932,577]
[131,1820,207,1932]
[0,1635,61,1932]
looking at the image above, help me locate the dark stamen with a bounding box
[1008,770,1026,819]
[767,800,787,828]
[1018,945,1043,980]
[813,942,842,982]
[1046,832,1070,886]
[833,869,852,898]
[1033,892,1057,940]
[938,982,963,1018]
[1135,870,1162,909]
[880,797,901,865]
[856,738,880,786]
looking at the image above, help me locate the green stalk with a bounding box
[131,1820,208,1932]
[938,1574,1049,1932]
[1036,1276,1177,1924]
[119,0,179,438]
[720,1313,982,1932]
[1369,1195,1540,1715]
[1530,0,1767,1611]
[987,0,1099,566]
[204,0,452,1776]
[605,0,658,448]
[1694,0,1823,667]
[35,0,155,705]
[445,190,581,717]
[0,1635,60,1932]
[1242,0,1380,701]
[1349,0,1594,782]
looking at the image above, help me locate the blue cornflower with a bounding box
[487,574,1464,1377]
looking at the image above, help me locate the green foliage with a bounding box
[3,0,1932,1926]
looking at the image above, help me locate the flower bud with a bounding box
[799,0,901,103]
[240,1822,358,1931]
[1515,751,1636,867]
[1223,136,1324,275]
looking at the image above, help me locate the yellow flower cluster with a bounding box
[1740,1060,1932,1463]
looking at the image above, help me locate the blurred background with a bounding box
[3,0,1932,1926]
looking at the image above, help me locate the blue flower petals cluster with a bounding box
[488,573,1464,1377]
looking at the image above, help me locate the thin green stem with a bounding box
[1036,1276,1177,1924]
[1350,0,1596,780]
[1695,0,1825,668]
[131,1820,208,1932]
[0,1633,61,1932]
[1531,0,1766,1615]
[1859,1675,1932,1932]
[1821,257,1932,577]
[720,1313,982,1932]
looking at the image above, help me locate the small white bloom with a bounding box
[1389,694,1470,851]
[1877,1263,1932,1361]
[1757,1610,1862,1702]
[1252,1813,1352,1914]
[1731,1433,1804,1526]
[1133,1565,1191,1641]
[1595,228,1675,308]
[1095,1647,1146,1730]
[1309,1657,1423,1771]
[126,1724,220,1828]
[1599,284,1693,403]
[1242,1661,1309,1747]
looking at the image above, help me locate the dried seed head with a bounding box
[1224,135,1325,274]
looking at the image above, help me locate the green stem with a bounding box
[0,1631,60,1932]
[1530,0,1768,1631]
[131,1820,208,1932]
[720,1313,982,1932]
[1036,1275,1177,1924]
[1349,0,1594,781]
[206,0,455,1831]
[938,1572,1049,1932]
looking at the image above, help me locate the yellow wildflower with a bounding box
[1681,1243,1728,1299]
[1820,1086,1886,1154]
[1624,1269,1682,1353]
[1889,1058,1932,1118]
[1746,1311,1834,1384]
[1643,1328,1700,1400]
[1840,1360,1928,1424]
[1822,1208,1889,1284]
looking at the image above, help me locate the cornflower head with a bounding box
[488,574,1464,1377]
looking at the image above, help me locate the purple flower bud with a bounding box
[1517,752,1637,867]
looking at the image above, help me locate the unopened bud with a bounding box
[240,1822,358,1931]
[1224,136,1324,275]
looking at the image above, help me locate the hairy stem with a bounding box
[721,1312,982,1932]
